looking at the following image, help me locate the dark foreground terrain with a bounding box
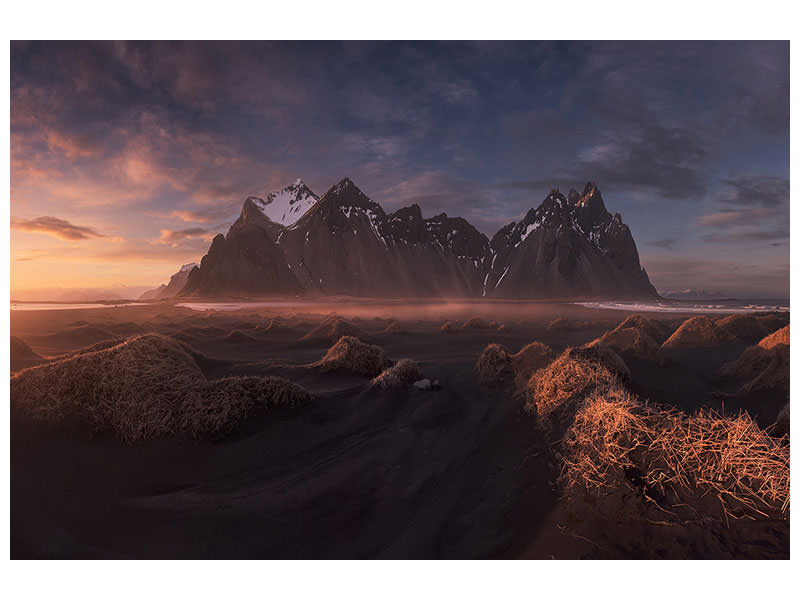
[9,301,790,559]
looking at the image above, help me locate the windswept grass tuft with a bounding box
[10,334,311,443]
[475,343,512,383]
[372,359,422,391]
[562,387,790,519]
[526,345,629,418]
[319,335,388,376]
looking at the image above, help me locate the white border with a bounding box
[3,1,797,599]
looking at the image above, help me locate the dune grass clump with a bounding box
[383,321,405,334]
[510,342,554,392]
[715,314,769,345]
[179,376,312,438]
[462,317,492,330]
[756,313,789,335]
[759,324,789,350]
[60,337,127,358]
[440,321,457,333]
[225,330,255,343]
[475,343,513,383]
[10,334,311,443]
[526,345,629,418]
[372,359,422,391]
[562,387,790,518]
[319,335,388,376]
[547,317,576,331]
[303,316,366,343]
[661,316,735,349]
[718,324,789,395]
[590,321,665,366]
[610,314,671,344]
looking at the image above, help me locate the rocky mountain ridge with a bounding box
[171,177,657,299]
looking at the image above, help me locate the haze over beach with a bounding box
[9,39,790,562]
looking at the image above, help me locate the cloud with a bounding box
[694,209,774,228]
[154,227,213,247]
[647,238,676,250]
[569,126,708,199]
[170,208,236,224]
[694,175,789,245]
[11,216,107,240]
[716,175,789,208]
[701,228,789,243]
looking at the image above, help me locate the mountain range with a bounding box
[143,178,657,300]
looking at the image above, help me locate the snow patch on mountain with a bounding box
[252,179,318,226]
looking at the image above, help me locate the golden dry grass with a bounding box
[547,317,577,331]
[590,325,665,366]
[10,334,311,443]
[225,330,255,343]
[440,321,457,332]
[718,325,789,394]
[382,321,404,334]
[759,324,789,350]
[462,317,492,329]
[562,387,790,518]
[303,316,367,343]
[475,343,512,383]
[510,342,554,392]
[613,314,671,344]
[715,314,769,344]
[755,313,789,335]
[180,376,311,438]
[372,359,422,391]
[525,345,630,418]
[661,316,736,349]
[319,335,388,376]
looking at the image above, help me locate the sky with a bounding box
[10,41,789,298]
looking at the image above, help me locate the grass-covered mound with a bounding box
[475,343,512,383]
[661,316,736,349]
[319,335,388,376]
[382,321,405,334]
[547,317,579,331]
[510,342,554,392]
[303,316,366,343]
[562,387,790,519]
[610,314,671,344]
[372,359,422,391]
[718,324,789,395]
[462,317,492,330]
[525,345,630,418]
[440,321,457,333]
[10,334,311,443]
[225,330,255,343]
[759,324,789,349]
[590,316,666,366]
[715,314,769,344]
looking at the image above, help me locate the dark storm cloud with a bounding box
[11,216,107,241]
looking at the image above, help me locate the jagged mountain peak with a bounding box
[180,177,657,300]
[248,179,319,227]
